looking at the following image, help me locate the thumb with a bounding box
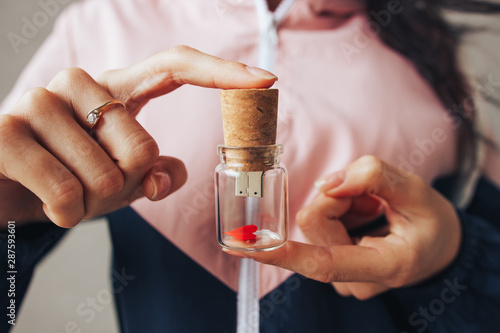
[320,156,430,212]
[142,156,188,201]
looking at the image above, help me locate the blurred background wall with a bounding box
[1,3,119,332]
[0,1,499,333]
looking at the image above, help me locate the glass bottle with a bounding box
[215,145,288,252]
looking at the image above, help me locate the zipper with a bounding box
[235,2,297,332]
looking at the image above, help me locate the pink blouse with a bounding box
[3,0,489,298]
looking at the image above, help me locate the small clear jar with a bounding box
[215,145,288,252]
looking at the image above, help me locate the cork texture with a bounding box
[220,88,279,171]
[221,89,278,147]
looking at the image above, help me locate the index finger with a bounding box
[224,241,391,284]
[97,45,278,115]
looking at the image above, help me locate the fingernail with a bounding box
[314,170,346,191]
[150,171,172,201]
[246,66,278,80]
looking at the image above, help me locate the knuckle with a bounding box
[96,69,117,84]
[211,58,228,85]
[50,67,91,89]
[50,212,83,228]
[91,168,125,198]
[0,116,19,175]
[48,173,83,208]
[0,115,22,139]
[296,206,320,230]
[73,138,97,158]
[412,174,430,195]
[123,130,159,168]
[56,217,82,229]
[385,255,415,288]
[313,273,332,284]
[387,272,411,289]
[351,289,375,301]
[312,270,337,284]
[169,44,193,57]
[307,253,337,283]
[19,87,57,114]
[264,256,284,268]
[356,155,386,193]
[295,214,307,229]
[165,45,195,85]
[14,88,64,123]
[358,155,384,176]
[329,267,346,283]
[332,283,352,297]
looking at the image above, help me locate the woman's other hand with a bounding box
[224,155,462,300]
[0,46,277,228]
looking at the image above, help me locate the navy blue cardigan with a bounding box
[2,175,499,333]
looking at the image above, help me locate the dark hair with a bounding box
[365,0,500,172]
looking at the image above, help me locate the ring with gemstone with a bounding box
[86,100,126,132]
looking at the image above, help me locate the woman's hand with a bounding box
[224,156,462,300]
[0,46,277,228]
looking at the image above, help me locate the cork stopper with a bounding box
[221,89,278,147]
[220,89,278,171]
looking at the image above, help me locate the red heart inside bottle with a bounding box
[223,224,258,241]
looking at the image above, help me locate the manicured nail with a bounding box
[246,66,278,80]
[314,170,346,191]
[150,171,172,201]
